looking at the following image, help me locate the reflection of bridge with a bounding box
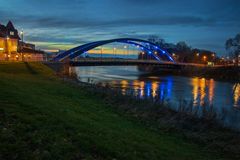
[53,38,175,62]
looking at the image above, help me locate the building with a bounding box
[0,21,44,61]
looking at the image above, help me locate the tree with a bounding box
[176,41,191,53]
[225,33,240,66]
[148,35,165,48]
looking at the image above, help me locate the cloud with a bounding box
[0,0,239,54]
[0,8,217,29]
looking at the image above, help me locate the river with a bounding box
[73,66,240,129]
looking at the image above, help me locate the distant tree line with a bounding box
[147,35,217,64]
[225,33,240,66]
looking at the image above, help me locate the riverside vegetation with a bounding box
[0,62,240,160]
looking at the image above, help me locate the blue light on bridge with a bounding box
[53,38,175,63]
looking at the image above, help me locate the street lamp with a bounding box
[20,30,24,61]
[5,36,10,61]
[141,52,145,60]
[100,47,103,60]
[20,31,24,41]
[124,45,128,59]
[113,47,116,58]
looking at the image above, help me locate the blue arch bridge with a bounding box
[53,38,200,69]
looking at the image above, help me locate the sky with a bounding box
[0,0,239,55]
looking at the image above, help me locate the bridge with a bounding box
[68,58,206,68]
[53,38,175,63]
[52,38,215,69]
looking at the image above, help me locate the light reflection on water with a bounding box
[233,84,240,108]
[74,66,240,129]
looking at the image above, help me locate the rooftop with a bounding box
[0,21,20,40]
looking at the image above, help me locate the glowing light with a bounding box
[208,79,215,106]
[233,84,240,108]
[120,80,128,95]
[203,56,207,61]
[152,82,158,98]
[191,78,207,106]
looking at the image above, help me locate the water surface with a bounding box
[74,66,240,129]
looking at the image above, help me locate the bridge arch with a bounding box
[53,38,175,62]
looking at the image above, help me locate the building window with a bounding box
[10,31,14,36]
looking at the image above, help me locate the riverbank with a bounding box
[59,68,240,159]
[0,62,239,159]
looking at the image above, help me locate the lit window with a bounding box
[10,31,14,36]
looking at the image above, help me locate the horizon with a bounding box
[0,0,239,56]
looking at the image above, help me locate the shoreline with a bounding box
[138,65,240,82]
[44,61,240,83]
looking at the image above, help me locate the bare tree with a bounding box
[148,35,165,47]
[225,33,240,66]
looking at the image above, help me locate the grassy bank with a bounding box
[0,62,233,159]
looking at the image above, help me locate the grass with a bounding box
[0,62,226,160]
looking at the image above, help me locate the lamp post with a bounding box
[142,52,144,60]
[6,36,9,61]
[100,47,103,60]
[124,45,128,59]
[20,30,24,61]
[113,47,116,59]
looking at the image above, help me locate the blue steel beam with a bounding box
[53,38,175,62]
[68,39,168,61]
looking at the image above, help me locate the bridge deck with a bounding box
[69,59,206,68]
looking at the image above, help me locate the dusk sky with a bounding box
[0,0,239,55]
